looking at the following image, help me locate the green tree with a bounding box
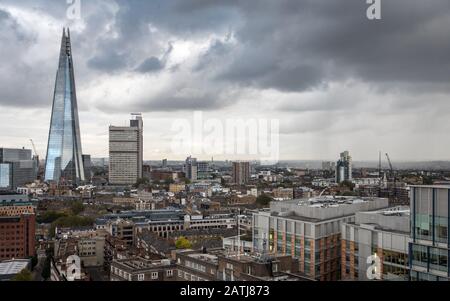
[30,255,38,270]
[339,180,355,190]
[37,211,67,224]
[70,201,85,215]
[133,177,150,188]
[256,194,273,207]
[41,256,51,280]
[12,269,33,281]
[175,237,193,249]
[164,178,175,185]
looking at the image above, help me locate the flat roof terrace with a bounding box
[270,196,389,222]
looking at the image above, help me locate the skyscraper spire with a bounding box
[44,28,85,185]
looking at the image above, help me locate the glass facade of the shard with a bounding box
[44,28,85,184]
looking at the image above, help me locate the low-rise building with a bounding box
[175,249,221,281]
[0,192,34,216]
[170,184,186,193]
[228,194,257,206]
[106,219,135,246]
[272,188,294,200]
[0,259,31,281]
[110,257,176,281]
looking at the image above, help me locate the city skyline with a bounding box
[1,1,450,162]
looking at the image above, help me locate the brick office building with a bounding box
[0,214,36,260]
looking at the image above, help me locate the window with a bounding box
[167,270,173,277]
[412,244,428,268]
[138,274,144,281]
[151,272,158,280]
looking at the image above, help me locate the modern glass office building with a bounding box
[44,28,85,185]
[410,185,450,281]
[0,148,38,190]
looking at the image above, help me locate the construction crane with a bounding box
[29,139,39,159]
[385,153,398,201]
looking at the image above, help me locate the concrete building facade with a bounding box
[109,114,143,185]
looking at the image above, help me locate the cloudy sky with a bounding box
[1,0,450,162]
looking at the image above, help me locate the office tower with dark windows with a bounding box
[109,114,143,185]
[44,28,85,185]
[232,162,250,185]
[336,151,352,183]
[184,156,198,182]
[0,148,38,190]
[409,185,450,281]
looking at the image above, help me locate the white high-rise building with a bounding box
[336,151,352,183]
[184,156,197,181]
[109,114,143,185]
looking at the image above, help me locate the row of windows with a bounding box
[111,266,173,281]
[178,270,206,281]
[185,260,206,273]
[412,244,448,272]
[0,225,23,229]
[0,247,25,252]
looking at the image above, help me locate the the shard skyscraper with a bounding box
[44,28,85,184]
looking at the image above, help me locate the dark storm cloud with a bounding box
[1,0,450,112]
[210,0,450,93]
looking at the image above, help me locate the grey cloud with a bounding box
[87,49,128,72]
[135,42,174,73]
[2,0,450,114]
[136,57,164,73]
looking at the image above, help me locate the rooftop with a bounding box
[294,196,377,208]
[188,253,219,264]
[113,258,174,271]
[352,206,411,234]
[365,206,410,217]
[0,259,30,275]
[270,196,389,222]
[409,185,450,189]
